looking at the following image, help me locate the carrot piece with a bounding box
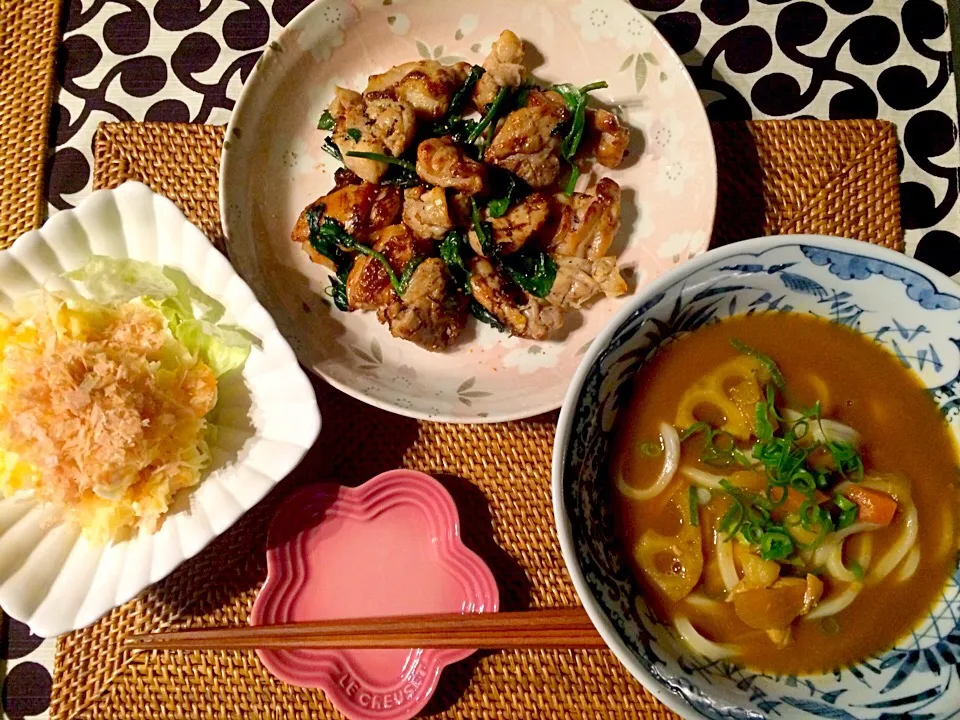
[843,486,898,526]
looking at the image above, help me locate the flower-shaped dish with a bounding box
[252,469,499,720]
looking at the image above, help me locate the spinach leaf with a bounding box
[397,256,425,294]
[550,80,607,195]
[317,110,335,131]
[345,127,362,142]
[514,82,537,109]
[345,151,416,173]
[487,173,516,218]
[470,197,495,255]
[439,229,471,290]
[551,80,607,161]
[322,137,343,162]
[448,65,484,118]
[311,216,408,297]
[306,206,351,273]
[501,250,557,298]
[468,86,510,144]
[429,66,485,139]
[469,299,505,332]
[447,117,481,145]
[563,164,580,195]
[306,207,354,311]
[345,150,418,186]
[329,268,350,311]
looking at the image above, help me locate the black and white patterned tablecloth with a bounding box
[4,1,959,718]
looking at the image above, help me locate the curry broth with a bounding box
[612,313,960,674]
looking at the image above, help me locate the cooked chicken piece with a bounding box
[518,298,566,341]
[416,136,488,195]
[329,90,417,183]
[474,30,526,109]
[365,60,470,120]
[345,224,431,310]
[467,192,551,256]
[378,258,468,351]
[484,90,568,188]
[402,186,454,240]
[590,256,629,297]
[542,177,621,260]
[292,183,402,270]
[468,258,564,340]
[489,192,551,253]
[579,109,630,168]
[545,255,627,309]
[329,86,362,117]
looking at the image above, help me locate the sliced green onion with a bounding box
[798,500,820,531]
[789,469,817,494]
[740,522,764,545]
[731,449,751,468]
[849,560,865,582]
[731,338,786,389]
[837,504,859,529]
[719,499,745,539]
[759,529,794,561]
[679,422,710,441]
[835,494,856,511]
[640,441,663,457]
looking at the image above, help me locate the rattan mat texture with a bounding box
[0,0,61,249]
[50,118,902,720]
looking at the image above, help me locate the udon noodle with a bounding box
[612,313,960,674]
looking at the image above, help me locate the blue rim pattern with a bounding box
[560,241,960,719]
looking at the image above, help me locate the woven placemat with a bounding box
[50,118,902,720]
[0,0,62,248]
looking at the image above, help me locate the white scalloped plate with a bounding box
[0,182,321,637]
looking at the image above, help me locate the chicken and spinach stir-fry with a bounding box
[292,30,632,351]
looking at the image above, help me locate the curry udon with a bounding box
[612,313,959,674]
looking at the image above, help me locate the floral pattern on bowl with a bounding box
[220,0,717,423]
[552,235,960,719]
[251,469,499,720]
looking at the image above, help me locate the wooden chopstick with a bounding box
[125,608,606,651]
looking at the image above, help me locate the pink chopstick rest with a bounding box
[251,469,499,720]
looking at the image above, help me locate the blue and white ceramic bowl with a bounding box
[553,235,960,719]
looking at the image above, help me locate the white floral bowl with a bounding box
[0,182,321,637]
[553,235,960,719]
[220,0,717,423]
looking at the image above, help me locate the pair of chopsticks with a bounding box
[125,608,605,651]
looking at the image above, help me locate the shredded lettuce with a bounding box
[64,257,178,304]
[170,319,252,377]
[63,255,258,376]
